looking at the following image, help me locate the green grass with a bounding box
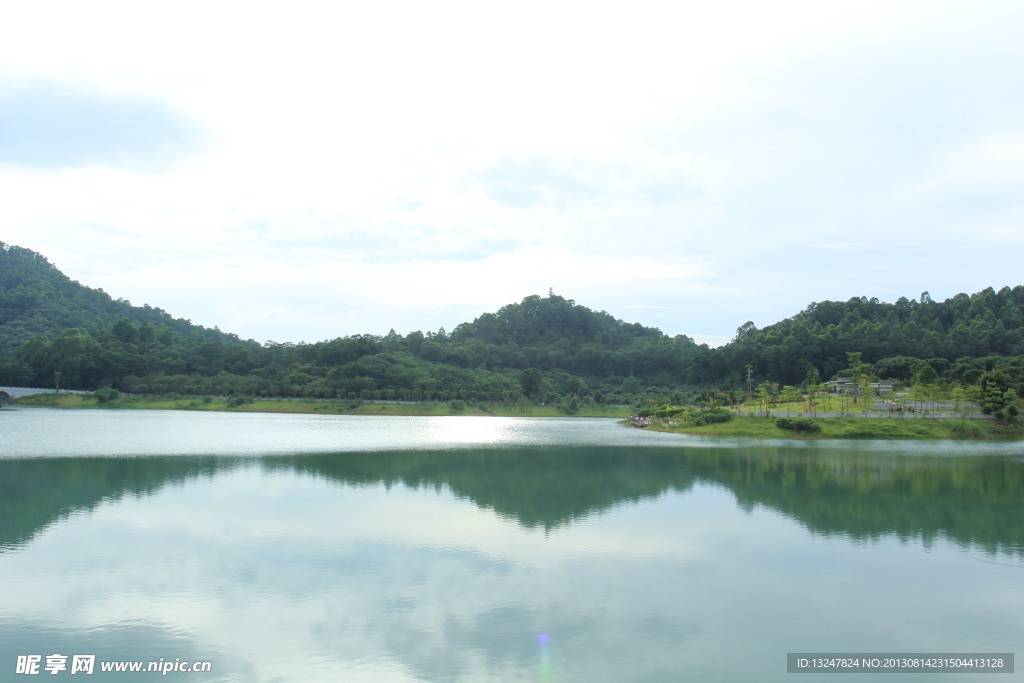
[738,397,885,415]
[11,393,631,419]
[649,415,1023,439]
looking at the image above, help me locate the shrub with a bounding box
[791,418,821,433]
[94,387,120,403]
[703,408,733,424]
[685,408,732,427]
[777,417,821,433]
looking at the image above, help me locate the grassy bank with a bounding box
[643,415,1024,439]
[11,392,631,419]
[14,394,1022,438]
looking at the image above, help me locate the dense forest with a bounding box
[2,242,1023,408]
[0,243,252,355]
[709,290,1024,386]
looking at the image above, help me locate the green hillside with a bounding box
[696,289,1024,386]
[2,242,1023,412]
[0,242,254,354]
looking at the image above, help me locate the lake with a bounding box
[1,408,1021,681]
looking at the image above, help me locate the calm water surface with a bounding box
[1,407,1022,681]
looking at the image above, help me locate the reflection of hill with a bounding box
[265,448,697,531]
[4,445,1023,557]
[680,445,1024,557]
[0,457,236,550]
[272,445,1024,555]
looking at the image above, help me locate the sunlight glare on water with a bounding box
[426,416,530,446]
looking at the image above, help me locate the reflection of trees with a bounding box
[272,447,1024,555]
[265,448,697,532]
[0,456,237,550]
[3,445,1022,557]
[681,446,1024,557]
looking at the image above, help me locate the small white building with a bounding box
[826,377,853,394]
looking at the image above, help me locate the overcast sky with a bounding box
[2,0,1022,346]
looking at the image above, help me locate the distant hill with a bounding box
[0,242,252,355]
[446,293,700,379]
[0,243,699,399]
[452,294,667,348]
[703,288,1024,386]
[1,241,1022,401]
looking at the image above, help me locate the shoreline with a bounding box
[11,394,1024,439]
[636,414,1024,440]
[10,393,630,419]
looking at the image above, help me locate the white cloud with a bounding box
[2,0,1023,340]
[934,134,1024,190]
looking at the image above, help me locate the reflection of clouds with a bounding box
[0,468,719,681]
[2,467,1023,681]
[1,411,695,458]
[71,467,710,568]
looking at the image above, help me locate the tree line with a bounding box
[2,242,1023,409]
[0,297,701,408]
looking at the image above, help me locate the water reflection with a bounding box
[3,446,1022,556]
[682,445,1024,557]
[3,465,710,681]
[2,417,1023,681]
[0,621,216,681]
[0,456,235,551]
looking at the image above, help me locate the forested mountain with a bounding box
[0,242,253,355]
[0,244,700,403]
[692,288,1024,387]
[2,241,1023,405]
[450,294,700,379]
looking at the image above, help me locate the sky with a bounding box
[2,0,1022,347]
